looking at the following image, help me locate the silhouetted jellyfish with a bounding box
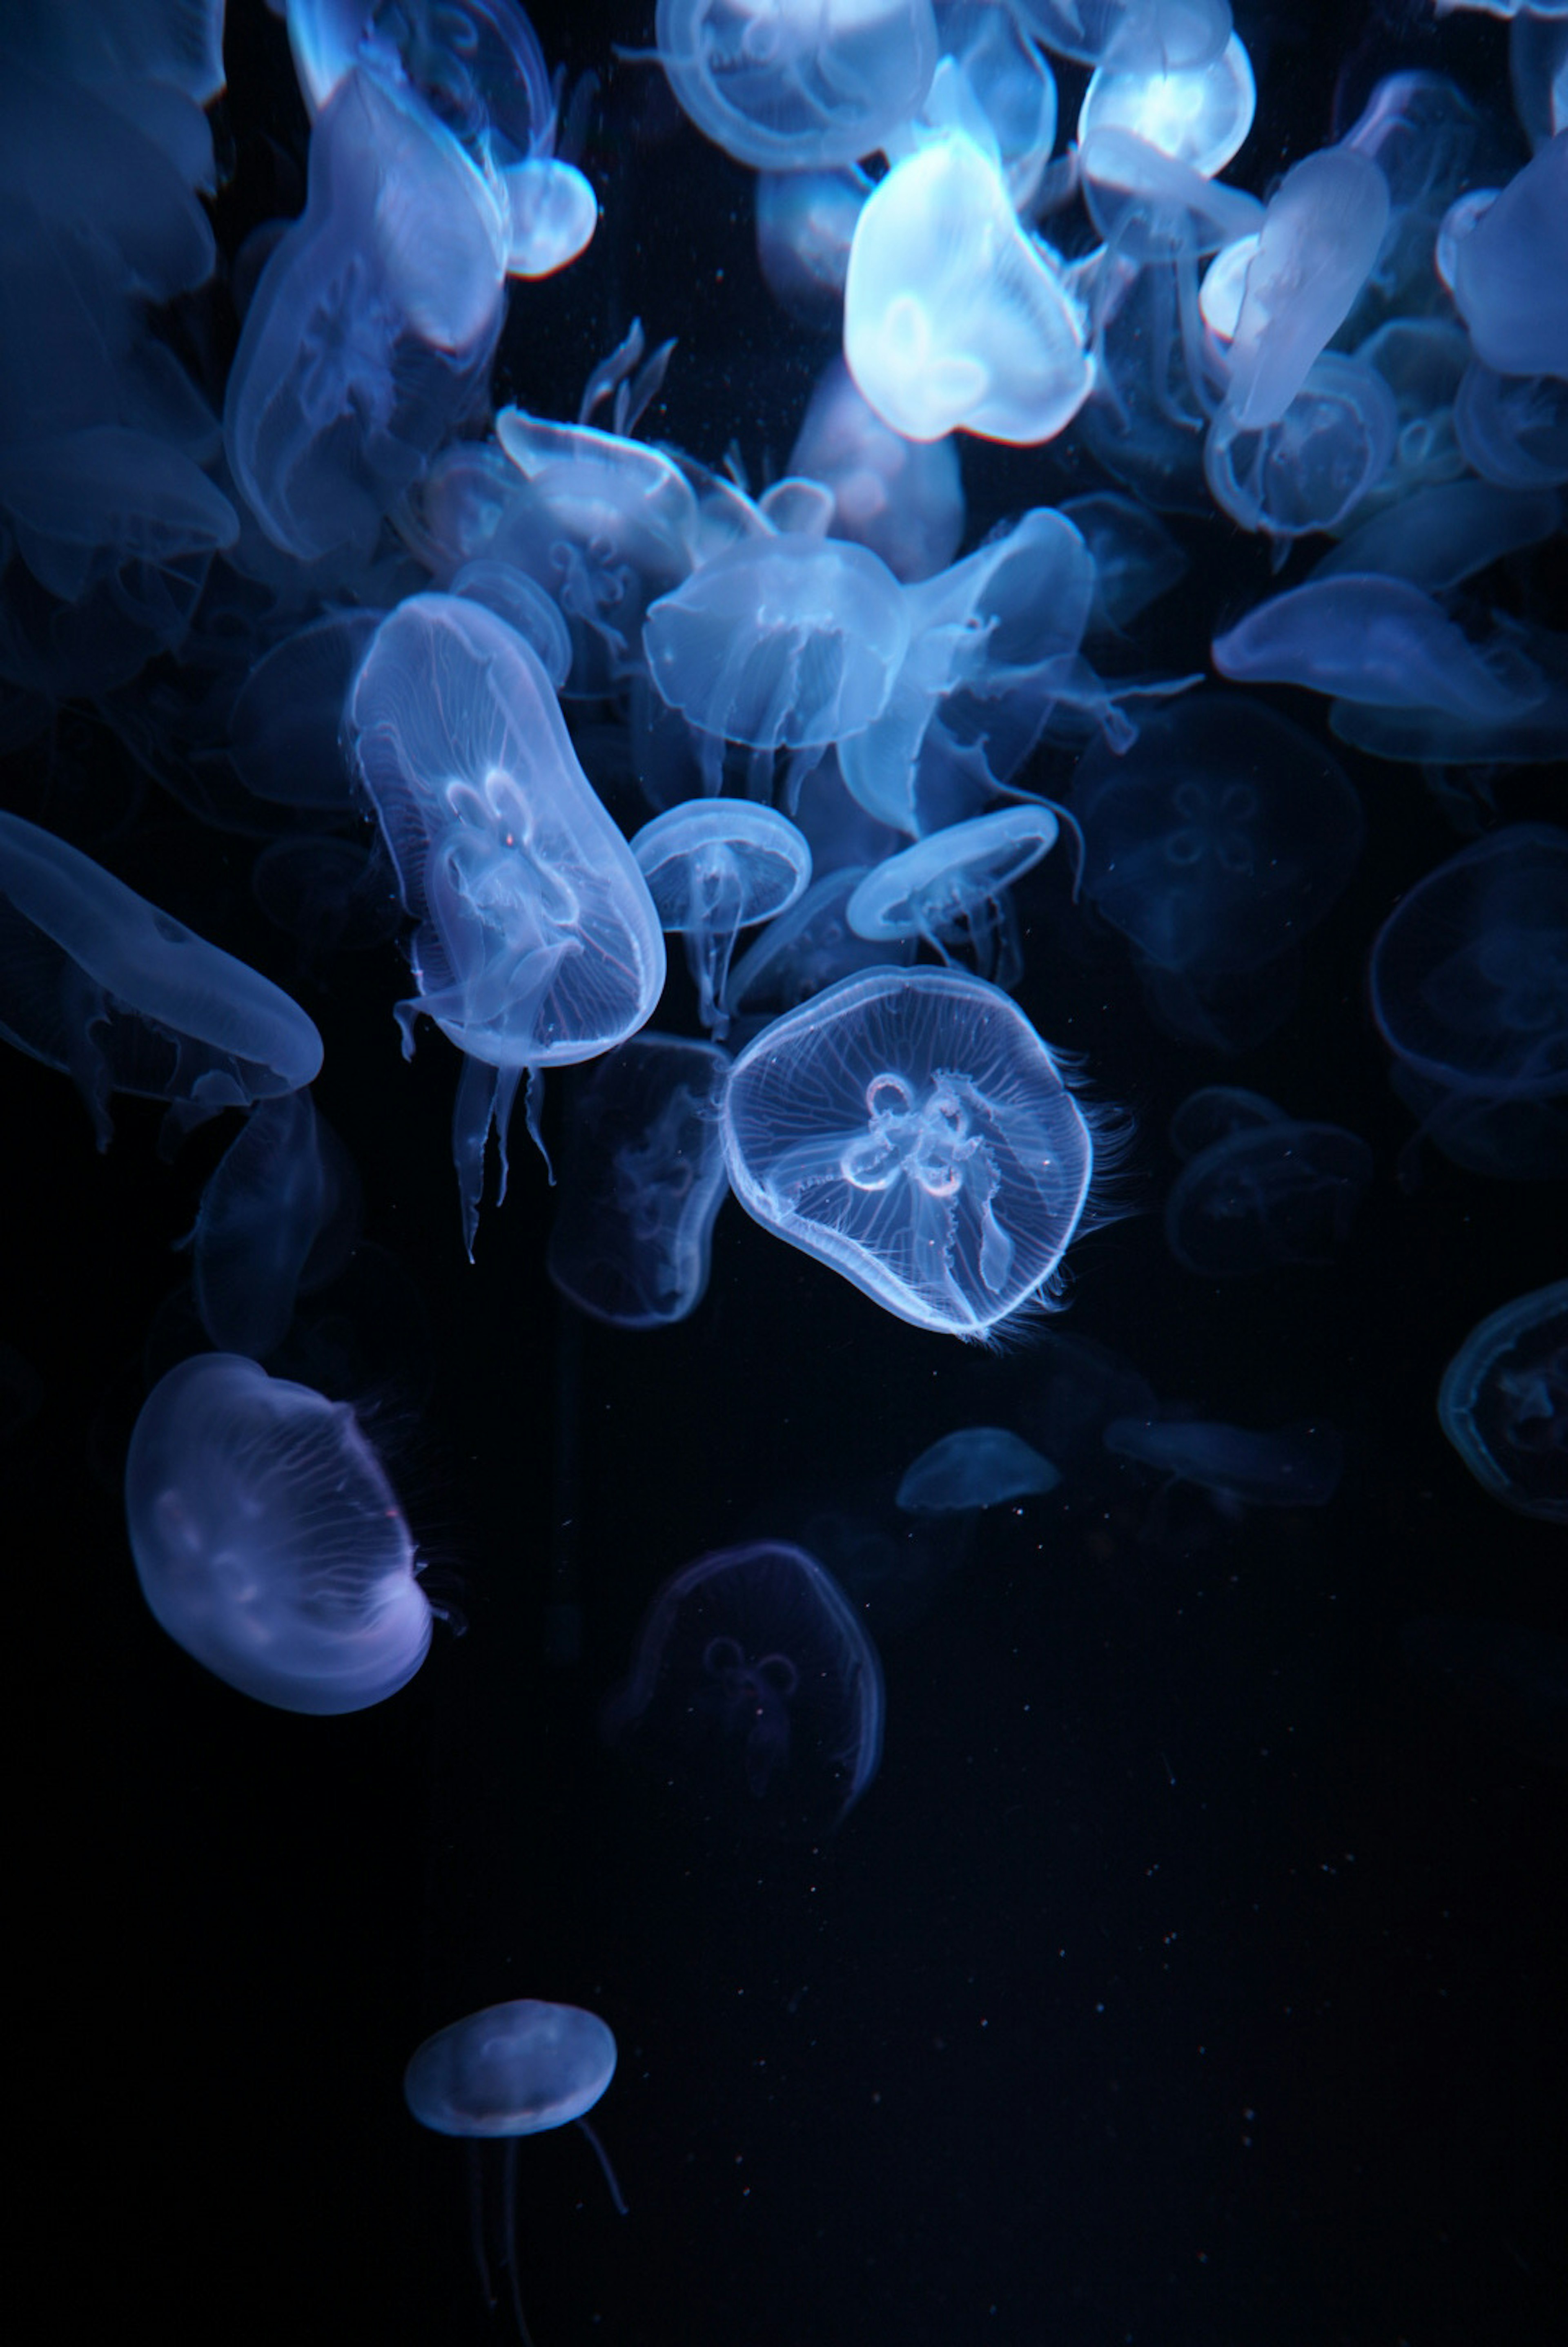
[0,809,323,1147]
[404,1997,622,2343]
[344,591,666,1252]
[1103,1415,1345,1510]
[1369,825,1568,1101]
[547,1035,731,1328]
[631,801,812,1036]
[124,1354,432,1712]
[602,1541,884,1837]
[846,805,1062,982]
[721,966,1100,1338]
[1073,694,1364,989]
[190,1090,360,1357]
[843,128,1091,445]
[654,0,938,170]
[1164,1096,1373,1277]
[1438,1281,1568,1525]
[897,1427,1060,1512]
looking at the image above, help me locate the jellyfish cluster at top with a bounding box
[1,0,1565,2331]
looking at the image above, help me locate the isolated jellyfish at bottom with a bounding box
[1103,1416,1345,1509]
[631,801,811,1035]
[602,1542,884,1836]
[546,1035,731,1328]
[124,1353,432,1712]
[897,1427,1060,1513]
[1438,1281,1568,1525]
[721,966,1101,1339]
[404,1998,622,2341]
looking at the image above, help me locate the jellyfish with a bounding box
[602,1541,884,1835]
[1438,130,1568,381]
[343,591,666,1252]
[1077,30,1254,177]
[1164,1104,1373,1278]
[726,865,917,1023]
[404,1997,621,2341]
[844,805,1062,982]
[897,1427,1060,1512]
[546,1035,731,1328]
[1103,1414,1345,1509]
[1205,354,1398,539]
[786,356,965,585]
[124,1353,432,1712]
[1438,1282,1568,1525]
[844,129,1091,446]
[0,808,323,1147]
[720,965,1100,1339]
[189,1091,360,1358]
[1220,149,1390,431]
[631,801,812,1035]
[1211,575,1546,723]
[653,0,938,169]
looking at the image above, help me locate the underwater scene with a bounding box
[4,1,1565,2340]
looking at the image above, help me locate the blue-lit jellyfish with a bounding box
[845,805,1062,984]
[603,1541,883,1837]
[1438,1281,1568,1525]
[404,1997,622,2338]
[191,1090,359,1357]
[0,809,323,1147]
[897,1427,1060,1512]
[726,866,917,1023]
[344,591,666,1252]
[654,0,938,172]
[1212,575,1545,723]
[721,966,1100,1339]
[1077,31,1255,177]
[124,1354,432,1712]
[1103,1415,1345,1510]
[631,801,811,1035]
[1164,1096,1373,1278]
[547,1035,731,1328]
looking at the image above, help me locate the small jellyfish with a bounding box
[404,1997,621,2340]
[546,1035,731,1328]
[1438,1281,1568,1525]
[602,1541,884,1836]
[631,801,812,1035]
[190,1091,359,1357]
[1103,1415,1345,1509]
[897,1427,1060,1512]
[124,1354,432,1713]
[845,805,1062,982]
[721,965,1100,1339]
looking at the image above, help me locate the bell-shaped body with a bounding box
[632,802,812,1033]
[1438,1281,1568,1526]
[547,1035,731,1328]
[192,1092,359,1357]
[655,0,938,171]
[1165,1111,1373,1277]
[125,1354,432,1713]
[0,810,322,1147]
[644,533,908,752]
[721,966,1096,1337]
[1369,824,1568,1098]
[843,130,1091,445]
[404,1999,616,2138]
[846,806,1060,966]
[602,1541,884,1835]
[345,592,666,1069]
[1442,132,1568,380]
[1212,575,1544,722]
[1078,31,1254,178]
[897,1426,1060,1511]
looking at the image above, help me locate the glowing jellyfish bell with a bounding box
[721,965,1102,1338]
[631,801,813,1036]
[1077,30,1256,178]
[846,805,1064,981]
[842,129,1092,445]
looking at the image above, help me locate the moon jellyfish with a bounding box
[191,1090,359,1357]
[843,129,1091,446]
[631,801,812,1035]
[1164,1098,1373,1277]
[547,1035,731,1328]
[653,0,939,172]
[1104,1414,1345,1508]
[124,1353,432,1713]
[602,1540,884,1836]
[1220,149,1390,431]
[0,809,323,1147]
[1205,354,1398,539]
[1439,1282,1568,1526]
[845,805,1062,982]
[720,966,1099,1338]
[1077,30,1255,178]
[897,1426,1060,1512]
[1438,131,1568,381]
[344,592,666,1252]
[1212,574,1545,723]
[404,1997,621,2338]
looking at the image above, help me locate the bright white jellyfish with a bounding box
[720,966,1099,1338]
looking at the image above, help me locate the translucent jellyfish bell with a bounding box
[845,805,1062,980]
[1438,1282,1568,1526]
[1077,30,1255,178]
[1211,575,1546,723]
[721,965,1098,1337]
[125,1354,432,1713]
[843,130,1091,446]
[897,1427,1060,1512]
[654,0,940,172]
[632,801,812,1035]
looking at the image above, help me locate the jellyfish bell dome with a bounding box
[404,1999,617,2139]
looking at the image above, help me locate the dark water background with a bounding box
[6,4,1564,2342]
